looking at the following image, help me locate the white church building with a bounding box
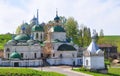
[83,32,105,70]
[0,10,105,68]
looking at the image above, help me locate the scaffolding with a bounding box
[43,23,54,58]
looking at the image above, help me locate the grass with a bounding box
[98,35,120,52]
[0,68,65,76]
[103,36,120,41]
[73,68,120,76]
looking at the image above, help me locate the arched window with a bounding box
[53,53,55,57]
[41,53,43,57]
[8,53,9,58]
[40,33,42,40]
[34,53,37,58]
[6,48,10,52]
[86,60,88,66]
[60,54,63,58]
[36,33,38,39]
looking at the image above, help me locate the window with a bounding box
[8,53,9,58]
[40,33,42,40]
[60,54,62,58]
[41,53,43,57]
[53,53,55,57]
[36,33,38,39]
[34,53,37,58]
[86,60,88,66]
[21,53,23,58]
[6,48,10,52]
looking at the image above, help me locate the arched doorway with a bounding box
[14,62,19,67]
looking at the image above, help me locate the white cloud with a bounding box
[0,0,120,35]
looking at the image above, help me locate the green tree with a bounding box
[99,29,104,37]
[64,17,79,45]
[79,25,91,47]
[16,26,21,34]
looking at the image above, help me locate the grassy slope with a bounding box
[73,68,120,76]
[0,68,65,76]
[98,35,120,52]
[103,36,120,42]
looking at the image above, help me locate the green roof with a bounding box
[54,15,60,21]
[53,25,65,32]
[7,40,17,44]
[57,44,76,51]
[32,25,44,32]
[14,34,30,41]
[10,51,21,59]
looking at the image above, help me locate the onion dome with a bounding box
[27,40,34,45]
[32,25,44,32]
[14,34,30,41]
[10,51,21,59]
[52,25,65,32]
[57,44,76,51]
[30,16,37,24]
[7,40,17,45]
[87,30,100,53]
[54,10,60,22]
[87,40,99,53]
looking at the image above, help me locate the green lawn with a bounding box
[0,68,65,76]
[73,68,120,76]
[103,36,120,41]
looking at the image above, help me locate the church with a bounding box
[0,10,105,69]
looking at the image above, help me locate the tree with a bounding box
[78,25,91,47]
[64,17,79,45]
[92,29,99,43]
[99,29,104,37]
[16,26,21,34]
[60,16,67,25]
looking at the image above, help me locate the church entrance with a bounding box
[14,62,19,67]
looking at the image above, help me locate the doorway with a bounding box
[14,62,19,67]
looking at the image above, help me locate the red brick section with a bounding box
[0,50,3,58]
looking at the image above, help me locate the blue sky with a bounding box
[0,0,120,35]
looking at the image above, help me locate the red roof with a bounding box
[98,44,117,48]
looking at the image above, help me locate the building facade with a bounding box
[0,10,81,67]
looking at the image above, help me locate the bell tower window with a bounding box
[36,33,38,39]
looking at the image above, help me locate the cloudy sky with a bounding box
[0,0,120,35]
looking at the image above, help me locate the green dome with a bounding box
[7,40,17,45]
[53,25,65,32]
[32,25,44,32]
[27,40,35,45]
[57,44,76,51]
[10,51,21,59]
[14,34,30,41]
[54,15,60,21]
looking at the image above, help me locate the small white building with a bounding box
[83,33,105,69]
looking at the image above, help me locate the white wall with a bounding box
[83,56,105,69]
[91,56,105,69]
[33,32,44,41]
[4,45,41,59]
[83,56,91,69]
[47,58,77,65]
[0,58,2,65]
[51,32,66,41]
[1,60,42,67]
